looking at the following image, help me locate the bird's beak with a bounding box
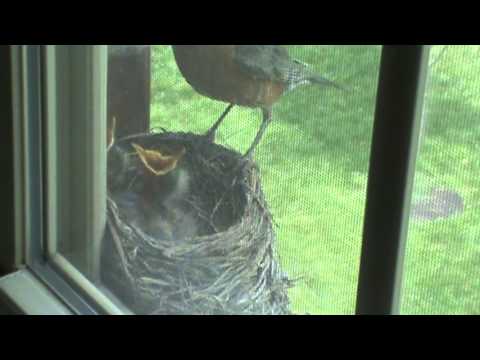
[314,75,348,91]
[132,143,186,176]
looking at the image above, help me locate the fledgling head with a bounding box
[131,143,186,176]
[132,142,190,208]
[129,142,193,241]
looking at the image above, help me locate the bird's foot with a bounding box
[203,128,217,143]
[226,156,254,191]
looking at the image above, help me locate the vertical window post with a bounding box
[356,45,430,315]
[0,46,16,275]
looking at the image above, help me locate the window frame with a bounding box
[1,45,430,315]
[0,45,18,276]
[4,45,131,315]
[356,45,430,315]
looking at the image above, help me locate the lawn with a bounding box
[149,45,480,315]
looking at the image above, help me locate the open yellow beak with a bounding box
[131,143,186,176]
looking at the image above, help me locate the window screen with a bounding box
[401,46,480,315]
[102,45,382,314]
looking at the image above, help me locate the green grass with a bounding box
[400,46,480,315]
[149,45,480,314]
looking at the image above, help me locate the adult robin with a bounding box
[172,45,343,159]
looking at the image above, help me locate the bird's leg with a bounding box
[243,107,272,160]
[229,107,272,177]
[204,103,234,142]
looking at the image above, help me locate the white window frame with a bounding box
[3,45,132,314]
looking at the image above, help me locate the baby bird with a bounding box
[130,143,198,242]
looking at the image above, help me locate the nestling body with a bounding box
[107,116,197,241]
[127,143,198,241]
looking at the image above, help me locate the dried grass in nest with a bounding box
[101,131,293,315]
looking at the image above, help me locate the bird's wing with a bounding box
[233,45,295,83]
[234,45,345,91]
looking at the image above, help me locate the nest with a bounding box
[101,131,293,315]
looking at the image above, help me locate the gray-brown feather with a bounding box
[233,45,333,92]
